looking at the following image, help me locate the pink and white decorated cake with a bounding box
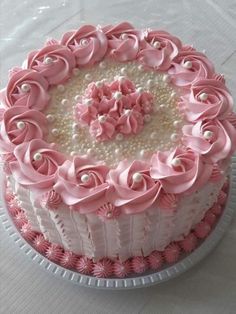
[1,22,236,278]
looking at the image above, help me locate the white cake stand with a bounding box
[0,156,235,290]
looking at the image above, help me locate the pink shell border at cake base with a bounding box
[0,155,235,290]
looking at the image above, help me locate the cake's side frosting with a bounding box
[7,166,228,261]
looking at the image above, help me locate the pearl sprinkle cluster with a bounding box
[44,61,184,166]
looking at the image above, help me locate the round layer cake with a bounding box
[1,22,236,278]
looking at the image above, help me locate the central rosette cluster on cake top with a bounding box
[75,76,154,141]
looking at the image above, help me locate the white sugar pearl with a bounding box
[86,148,94,156]
[57,84,65,92]
[171,133,179,142]
[74,95,80,102]
[120,67,127,75]
[81,173,90,183]
[98,115,106,123]
[118,76,126,82]
[80,39,88,46]
[152,41,161,49]
[140,149,146,158]
[51,128,59,136]
[16,121,25,129]
[147,79,154,87]
[171,158,181,167]
[102,79,109,85]
[150,132,157,139]
[72,68,79,76]
[114,91,122,100]
[116,133,124,141]
[85,74,92,81]
[170,91,176,98]
[115,148,120,155]
[72,123,79,130]
[21,83,31,93]
[203,130,213,140]
[61,98,68,105]
[95,81,103,88]
[138,64,144,71]
[106,211,113,218]
[124,109,131,116]
[159,104,166,111]
[199,92,208,101]
[99,61,106,69]
[70,151,76,157]
[44,57,53,64]
[84,98,92,106]
[144,114,151,122]
[173,120,181,128]
[136,87,144,93]
[183,61,192,69]
[72,134,79,141]
[162,74,171,83]
[132,172,143,183]
[33,152,42,161]
[46,114,54,122]
[121,33,128,40]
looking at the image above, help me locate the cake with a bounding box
[1,22,236,278]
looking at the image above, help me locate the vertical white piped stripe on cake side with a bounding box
[71,211,94,258]
[33,201,64,245]
[86,214,106,261]
[116,215,133,261]
[151,208,176,251]
[13,181,41,232]
[103,219,120,259]
[142,208,160,255]
[48,207,76,250]
[129,212,146,257]
[140,210,153,256]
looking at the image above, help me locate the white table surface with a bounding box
[0,1,236,313]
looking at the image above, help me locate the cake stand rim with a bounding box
[0,155,235,290]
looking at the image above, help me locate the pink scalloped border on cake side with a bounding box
[0,22,235,218]
[4,179,229,278]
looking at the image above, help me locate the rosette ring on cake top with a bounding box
[0,22,236,278]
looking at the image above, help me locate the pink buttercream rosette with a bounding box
[0,69,50,111]
[150,147,213,194]
[25,41,76,85]
[138,29,182,70]
[179,79,233,122]
[54,156,110,213]
[61,25,108,66]
[182,119,236,163]
[0,106,48,153]
[103,22,142,62]
[168,48,215,87]
[107,160,162,214]
[9,139,66,193]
